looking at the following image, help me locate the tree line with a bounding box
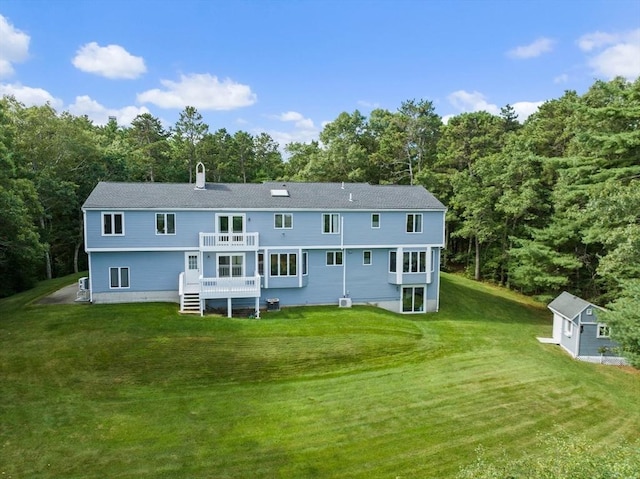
[1,77,638,363]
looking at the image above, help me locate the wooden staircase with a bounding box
[181,292,201,314]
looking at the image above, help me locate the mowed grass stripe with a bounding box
[1,273,639,478]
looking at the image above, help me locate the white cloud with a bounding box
[357,100,380,109]
[0,83,62,109]
[578,31,625,52]
[447,90,500,115]
[270,110,316,130]
[578,29,640,80]
[554,73,569,84]
[445,91,542,122]
[507,37,555,59]
[72,42,146,79]
[0,15,30,78]
[265,127,319,149]
[511,101,544,121]
[137,73,257,110]
[67,95,149,125]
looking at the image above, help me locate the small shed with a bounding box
[547,292,625,365]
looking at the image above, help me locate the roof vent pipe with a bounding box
[349,193,353,202]
[341,182,344,189]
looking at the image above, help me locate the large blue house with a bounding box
[82,164,446,316]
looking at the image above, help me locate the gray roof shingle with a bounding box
[82,181,446,210]
[547,291,597,319]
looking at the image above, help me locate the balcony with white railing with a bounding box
[200,275,261,299]
[199,232,259,251]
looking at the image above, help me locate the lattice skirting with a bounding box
[577,355,628,366]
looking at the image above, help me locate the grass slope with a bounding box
[1,273,638,478]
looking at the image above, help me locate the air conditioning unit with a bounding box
[78,277,89,290]
[338,297,352,308]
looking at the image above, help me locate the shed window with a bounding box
[597,324,611,338]
[563,319,573,337]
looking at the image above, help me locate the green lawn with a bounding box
[1,273,638,478]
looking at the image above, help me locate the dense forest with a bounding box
[1,77,638,316]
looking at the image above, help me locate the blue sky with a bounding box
[1,0,638,147]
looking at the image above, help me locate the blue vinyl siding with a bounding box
[578,323,618,357]
[91,251,184,293]
[576,309,619,357]
[85,206,443,312]
[86,209,445,251]
[559,317,580,357]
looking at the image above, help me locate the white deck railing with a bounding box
[200,275,261,299]
[199,232,259,250]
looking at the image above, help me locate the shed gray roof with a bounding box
[82,181,446,211]
[547,291,597,319]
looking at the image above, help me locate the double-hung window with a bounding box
[156,213,175,235]
[109,267,129,288]
[270,253,297,276]
[389,251,397,273]
[326,251,343,266]
[371,213,380,228]
[406,213,422,233]
[363,251,372,265]
[103,212,124,235]
[323,213,340,234]
[302,252,308,275]
[274,213,293,229]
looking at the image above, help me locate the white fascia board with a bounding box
[547,306,576,321]
[260,243,445,251]
[82,207,447,213]
[86,247,199,252]
[87,243,446,253]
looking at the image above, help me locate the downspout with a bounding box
[83,210,93,303]
[575,313,581,358]
[341,216,346,297]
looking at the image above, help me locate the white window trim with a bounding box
[269,252,298,277]
[322,213,340,234]
[274,213,293,229]
[102,212,124,236]
[403,251,427,273]
[371,213,381,229]
[597,323,611,338]
[155,213,176,235]
[217,253,245,277]
[326,250,343,266]
[216,213,246,234]
[402,285,425,313]
[302,251,308,276]
[389,251,397,273]
[564,319,574,337]
[363,250,372,266]
[586,308,593,316]
[109,266,130,289]
[406,213,423,234]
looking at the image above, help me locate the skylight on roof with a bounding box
[270,189,289,197]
